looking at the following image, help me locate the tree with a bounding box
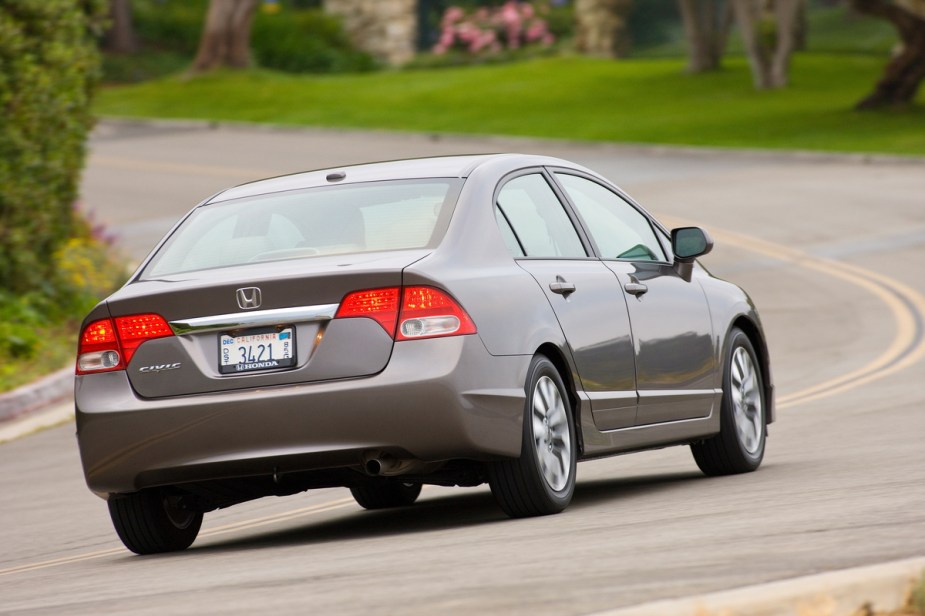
[575,0,634,58]
[104,0,138,54]
[677,0,733,72]
[191,0,260,72]
[730,0,804,89]
[849,0,925,109]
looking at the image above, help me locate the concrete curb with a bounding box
[95,117,925,167]
[0,367,73,424]
[588,557,925,616]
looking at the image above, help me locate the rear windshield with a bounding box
[141,179,462,278]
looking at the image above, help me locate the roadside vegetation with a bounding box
[0,2,125,393]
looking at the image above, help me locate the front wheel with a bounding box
[691,328,766,475]
[489,355,576,518]
[108,488,203,555]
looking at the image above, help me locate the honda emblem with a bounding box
[236,287,262,310]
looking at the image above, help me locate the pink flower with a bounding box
[526,21,547,43]
[441,6,464,27]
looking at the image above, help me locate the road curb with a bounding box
[94,117,925,167]
[588,557,925,616]
[0,368,73,424]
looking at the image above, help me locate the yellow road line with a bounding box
[0,498,356,577]
[659,216,925,410]
[199,498,355,539]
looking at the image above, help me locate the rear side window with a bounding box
[496,174,586,258]
[142,179,461,277]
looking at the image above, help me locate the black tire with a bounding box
[489,355,576,518]
[691,328,767,476]
[108,489,203,555]
[350,481,422,510]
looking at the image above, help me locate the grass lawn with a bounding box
[94,54,925,156]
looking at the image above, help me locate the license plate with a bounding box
[219,327,296,374]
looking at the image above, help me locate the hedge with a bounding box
[0,0,107,295]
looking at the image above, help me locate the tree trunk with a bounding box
[731,0,803,89]
[850,0,925,109]
[731,0,772,88]
[575,0,634,58]
[104,0,138,54]
[191,0,260,72]
[770,0,803,87]
[678,0,734,73]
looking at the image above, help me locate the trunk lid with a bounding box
[108,250,428,398]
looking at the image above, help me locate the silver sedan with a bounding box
[75,154,773,554]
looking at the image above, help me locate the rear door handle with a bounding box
[624,282,648,297]
[549,278,576,296]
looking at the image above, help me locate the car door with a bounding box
[552,171,717,426]
[495,171,638,430]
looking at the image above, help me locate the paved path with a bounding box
[2,122,923,614]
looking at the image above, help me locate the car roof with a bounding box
[207,154,520,204]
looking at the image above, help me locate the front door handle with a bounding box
[549,277,576,296]
[624,282,648,297]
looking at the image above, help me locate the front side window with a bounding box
[555,173,666,262]
[496,174,586,258]
[142,179,460,277]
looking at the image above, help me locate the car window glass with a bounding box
[496,174,586,258]
[143,180,459,277]
[555,173,666,262]
[495,207,526,257]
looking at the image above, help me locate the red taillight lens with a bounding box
[335,287,401,335]
[396,286,476,341]
[114,314,173,363]
[77,313,174,374]
[81,319,118,346]
[77,319,123,375]
[335,286,476,340]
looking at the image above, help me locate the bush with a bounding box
[123,1,375,75]
[132,0,206,55]
[0,0,108,296]
[252,9,376,74]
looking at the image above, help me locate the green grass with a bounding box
[95,54,925,156]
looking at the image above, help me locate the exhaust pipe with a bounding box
[364,456,401,476]
[361,451,432,477]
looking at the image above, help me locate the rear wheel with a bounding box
[691,328,766,475]
[108,488,202,555]
[489,355,576,518]
[350,481,422,510]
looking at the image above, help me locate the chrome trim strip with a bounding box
[169,304,339,335]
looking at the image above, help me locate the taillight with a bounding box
[335,286,476,341]
[77,319,123,374]
[335,288,401,336]
[114,314,173,363]
[76,313,174,375]
[396,287,476,340]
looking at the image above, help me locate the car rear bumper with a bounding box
[76,335,528,496]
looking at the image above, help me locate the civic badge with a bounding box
[236,287,262,310]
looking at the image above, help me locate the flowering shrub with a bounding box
[433,2,556,57]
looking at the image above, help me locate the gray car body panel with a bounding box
[75,153,774,499]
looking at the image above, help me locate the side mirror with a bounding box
[671,227,713,281]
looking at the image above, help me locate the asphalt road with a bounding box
[2,122,924,615]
